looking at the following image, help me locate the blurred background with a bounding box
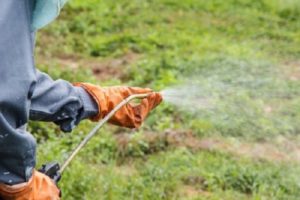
[32,0,300,199]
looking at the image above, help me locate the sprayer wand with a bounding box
[39,93,150,183]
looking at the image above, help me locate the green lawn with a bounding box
[32,0,300,199]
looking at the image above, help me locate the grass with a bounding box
[32,0,300,199]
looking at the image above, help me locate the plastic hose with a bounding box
[59,93,150,173]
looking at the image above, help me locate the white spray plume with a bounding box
[156,58,299,138]
[161,84,215,113]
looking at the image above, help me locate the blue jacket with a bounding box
[0,0,97,185]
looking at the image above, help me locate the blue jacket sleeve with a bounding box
[30,70,98,132]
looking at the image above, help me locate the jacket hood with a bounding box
[31,0,68,31]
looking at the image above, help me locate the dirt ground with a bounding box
[115,130,300,163]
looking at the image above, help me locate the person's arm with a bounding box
[29,70,98,132]
[29,71,162,131]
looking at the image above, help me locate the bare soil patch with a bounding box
[115,130,300,163]
[89,52,139,81]
[179,185,211,199]
[282,61,300,81]
[37,52,140,81]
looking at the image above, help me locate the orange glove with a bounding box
[0,170,60,200]
[74,83,163,128]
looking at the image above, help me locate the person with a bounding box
[0,1,162,199]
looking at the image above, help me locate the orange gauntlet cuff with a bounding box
[0,170,60,200]
[74,82,105,121]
